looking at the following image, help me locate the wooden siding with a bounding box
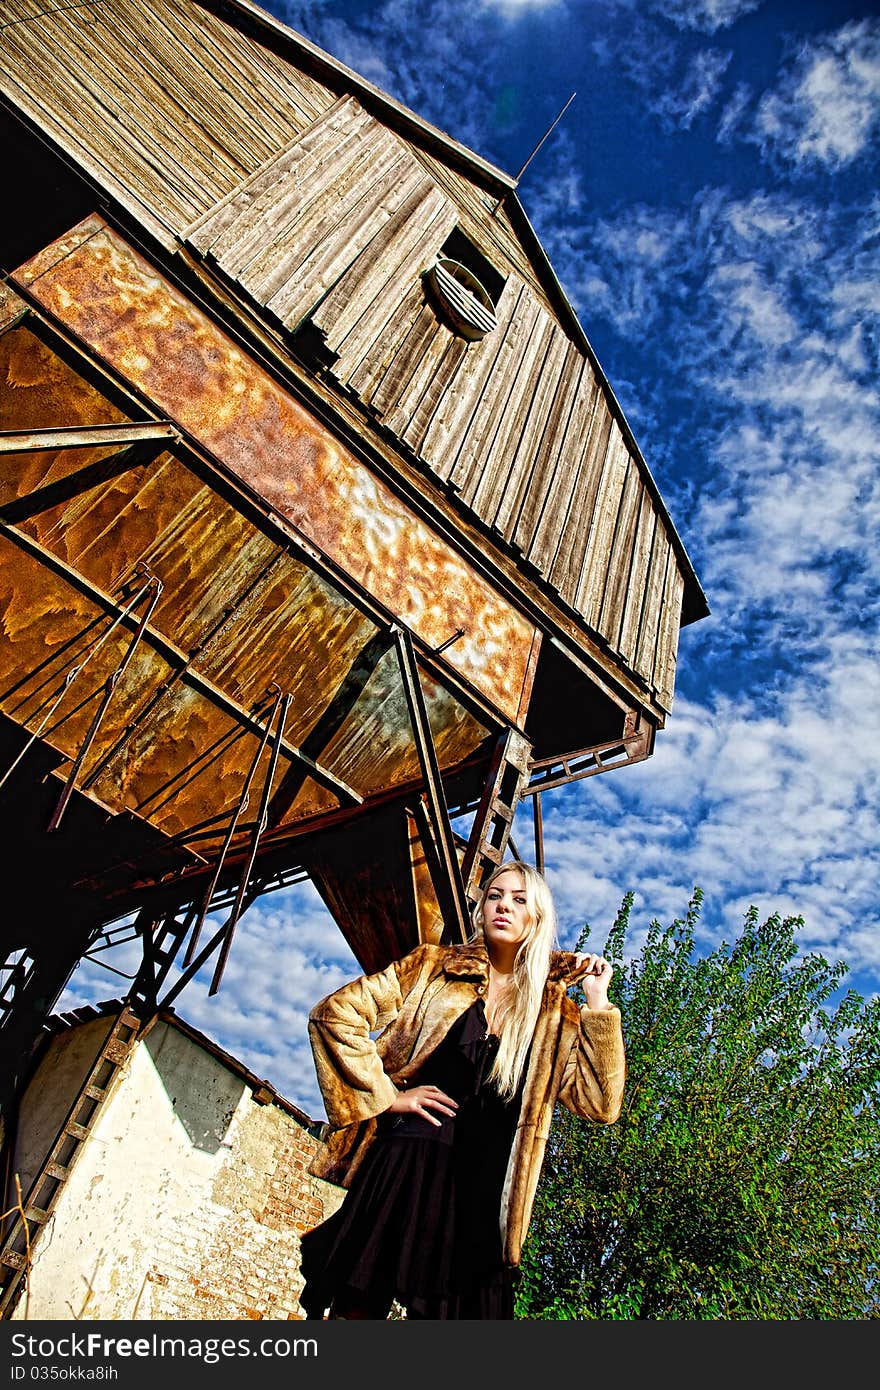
[0,0,699,713]
[0,0,335,234]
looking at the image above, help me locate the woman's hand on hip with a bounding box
[385,1084,458,1126]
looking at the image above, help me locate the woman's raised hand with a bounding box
[574,953,614,1011]
[385,1084,459,1126]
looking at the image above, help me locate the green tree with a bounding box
[516,891,880,1320]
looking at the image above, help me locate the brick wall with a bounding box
[9,1014,345,1321]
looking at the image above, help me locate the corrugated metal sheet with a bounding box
[0,320,492,860]
[13,219,537,725]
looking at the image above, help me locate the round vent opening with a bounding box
[424,258,498,341]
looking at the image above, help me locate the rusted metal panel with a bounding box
[0,282,28,335]
[0,320,496,893]
[283,646,488,822]
[13,218,537,725]
[408,809,448,947]
[0,485,488,854]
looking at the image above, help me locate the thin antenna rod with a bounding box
[490,91,576,217]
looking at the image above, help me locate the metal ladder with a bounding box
[0,1003,141,1317]
[460,727,533,910]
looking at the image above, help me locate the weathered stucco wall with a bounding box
[9,1018,342,1320]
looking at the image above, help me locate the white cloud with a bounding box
[652,0,764,33]
[479,0,563,13]
[652,47,733,128]
[709,260,797,344]
[755,18,880,168]
[527,641,880,981]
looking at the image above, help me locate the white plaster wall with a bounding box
[12,1016,114,1199]
[10,1019,334,1321]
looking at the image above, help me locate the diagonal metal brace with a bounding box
[209,690,291,996]
[392,625,471,945]
[47,569,164,830]
[181,684,284,971]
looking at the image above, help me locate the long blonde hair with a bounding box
[470,861,559,1100]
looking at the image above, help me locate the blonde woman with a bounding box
[299,861,625,1320]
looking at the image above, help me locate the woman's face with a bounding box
[481,869,533,953]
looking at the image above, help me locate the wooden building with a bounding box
[0,0,707,1305]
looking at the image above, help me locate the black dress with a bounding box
[298,998,525,1319]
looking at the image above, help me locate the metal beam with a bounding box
[0,422,178,453]
[393,625,471,944]
[0,519,362,807]
[459,727,532,903]
[523,718,654,795]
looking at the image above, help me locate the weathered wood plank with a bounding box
[465,304,557,518]
[511,340,582,561]
[185,96,359,248]
[522,356,597,571]
[382,313,461,439]
[243,126,397,302]
[369,303,446,420]
[544,388,612,597]
[266,154,424,330]
[348,280,428,404]
[654,561,685,712]
[634,529,670,682]
[594,459,642,646]
[447,285,542,497]
[399,335,471,454]
[316,181,454,352]
[117,0,287,168]
[410,150,550,308]
[615,488,657,666]
[571,420,630,624]
[491,319,570,537]
[215,111,384,287]
[415,273,523,481]
[154,0,333,136]
[0,26,209,224]
[19,7,239,207]
[194,99,371,269]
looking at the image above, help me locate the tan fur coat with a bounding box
[307,940,626,1267]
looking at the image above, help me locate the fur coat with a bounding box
[307,940,626,1267]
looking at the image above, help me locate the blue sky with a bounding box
[60,0,880,1120]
